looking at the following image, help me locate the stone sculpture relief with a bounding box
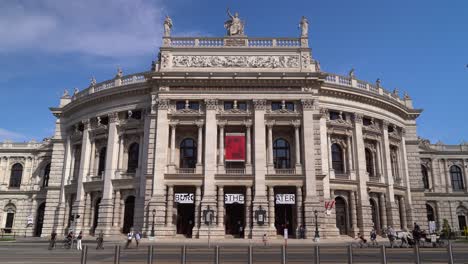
[164,16,173,37]
[225,9,245,36]
[299,16,309,37]
[172,55,300,68]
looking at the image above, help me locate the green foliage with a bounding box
[442,219,451,238]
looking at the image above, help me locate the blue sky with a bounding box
[0,0,467,144]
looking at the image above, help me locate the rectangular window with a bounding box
[189,102,199,110]
[329,111,341,120]
[238,102,247,110]
[363,118,372,126]
[224,101,234,110]
[285,102,294,111]
[176,101,185,110]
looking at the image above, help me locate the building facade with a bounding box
[1,15,467,239]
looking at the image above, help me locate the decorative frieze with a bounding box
[301,99,315,110]
[172,55,300,68]
[353,113,363,124]
[108,112,119,124]
[253,99,267,110]
[155,99,170,110]
[205,99,218,110]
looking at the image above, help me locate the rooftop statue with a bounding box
[224,8,245,36]
[299,16,309,38]
[349,68,355,78]
[90,76,96,86]
[164,15,173,37]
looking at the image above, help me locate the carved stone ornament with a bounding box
[172,55,300,68]
[205,99,218,110]
[353,113,363,124]
[253,99,267,110]
[418,137,432,149]
[331,137,347,148]
[156,99,170,110]
[301,53,311,67]
[82,119,91,130]
[319,108,329,118]
[291,120,301,128]
[108,112,119,123]
[301,99,314,110]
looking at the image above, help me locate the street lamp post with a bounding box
[151,209,156,238]
[314,210,320,242]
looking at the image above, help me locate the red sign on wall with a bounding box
[225,133,245,162]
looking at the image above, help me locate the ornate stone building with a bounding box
[1,14,467,239]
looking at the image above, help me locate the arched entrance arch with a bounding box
[335,196,347,235]
[370,198,380,231]
[34,203,46,237]
[457,206,467,232]
[123,196,135,233]
[3,204,16,233]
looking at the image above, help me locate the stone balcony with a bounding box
[163,36,307,48]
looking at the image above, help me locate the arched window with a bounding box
[450,165,464,191]
[331,143,344,174]
[3,204,16,233]
[421,165,430,189]
[42,163,51,187]
[9,163,23,188]
[180,138,197,168]
[273,138,291,169]
[365,148,374,177]
[127,143,139,173]
[98,147,107,176]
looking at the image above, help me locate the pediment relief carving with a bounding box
[172,55,300,69]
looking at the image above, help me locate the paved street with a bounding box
[1,240,467,264]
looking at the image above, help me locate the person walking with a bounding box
[135,231,141,248]
[48,230,57,250]
[370,228,378,246]
[96,231,104,250]
[125,231,134,249]
[262,234,268,246]
[76,231,83,251]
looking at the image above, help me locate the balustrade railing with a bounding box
[166,37,304,48]
[274,168,296,175]
[224,168,246,174]
[176,168,196,174]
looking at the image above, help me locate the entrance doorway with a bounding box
[123,196,135,234]
[370,198,379,231]
[335,197,347,235]
[225,203,245,237]
[275,204,294,237]
[5,213,14,233]
[176,204,195,237]
[459,215,467,231]
[34,203,46,237]
[92,198,101,234]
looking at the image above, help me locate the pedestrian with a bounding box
[238,221,244,238]
[135,231,141,248]
[76,231,83,251]
[262,233,268,246]
[48,230,57,250]
[96,231,104,250]
[125,231,134,249]
[356,232,368,248]
[370,228,378,246]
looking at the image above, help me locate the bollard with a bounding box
[347,244,353,264]
[147,245,154,264]
[181,245,187,264]
[248,244,253,264]
[214,245,220,264]
[448,240,454,264]
[281,244,287,264]
[114,245,120,264]
[414,244,421,264]
[380,245,387,264]
[314,245,320,264]
[80,245,88,264]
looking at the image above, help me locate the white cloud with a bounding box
[0,0,166,57]
[0,128,27,141]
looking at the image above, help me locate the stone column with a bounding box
[196,120,204,173]
[193,186,201,237]
[245,121,252,173]
[268,186,275,228]
[150,99,170,236]
[346,135,354,173]
[118,135,124,172]
[463,159,468,192]
[352,113,372,234]
[252,99,270,237]
[245,186,252,237]
[166,185,174,227]
[379,193,387,229]
[376,141,383,178]
[327,133,335,179]
[297,186,303,228]
[400,132,414,226]
[199,99,222,238]
[444,159,452,192]
[73,119,91,228]
[293,120,302,173]
[169,123,176,166]
[217,186,224,228]
[382,121,398,227]
[266,121,274,172]
[83,193,91,229]
[218,122,225,173]
[301,99,323,238]
[113,190,121,228]
[349,191,358,235]
[89,141,96,177]
[97,112,120,235]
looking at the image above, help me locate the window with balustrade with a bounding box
[331,143,344,174]
[176,101,200,110]
[9,163,23,188]
[224,101,247,110]
[180,138,197,168]
[273,138,291,169]
[98,147,106,176]
[451,165,464,191]
[271,101,294,111]
[127,143,139,173]
[365,148,374,177]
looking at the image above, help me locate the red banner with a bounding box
[225,133,245,162]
